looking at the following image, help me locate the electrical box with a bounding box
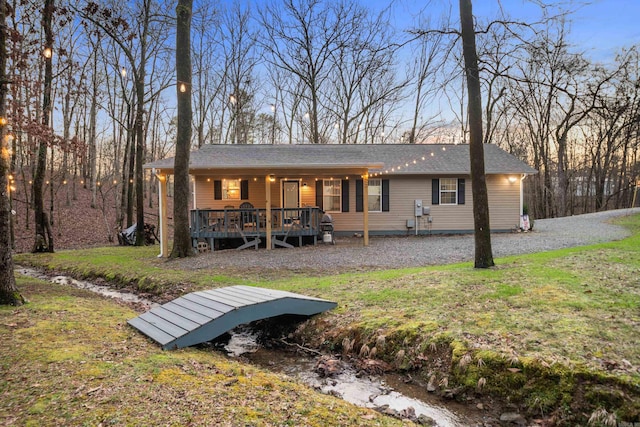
[406,219,415,228]
[414,199,423,217]
[422,206,430,216]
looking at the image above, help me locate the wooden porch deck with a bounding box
[128,285,337,350]
[190,207,323,251]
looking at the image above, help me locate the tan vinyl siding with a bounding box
[425,176,474,232]
[301,181,316,207]
[333,174,521,234]
[487,175,521,230]
[192,173,521,233]
[194,177,215,208]
[193,176,265,209]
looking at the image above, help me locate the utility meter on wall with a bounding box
[414,199,423,217]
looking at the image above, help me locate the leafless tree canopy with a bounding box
[1,0,638,251]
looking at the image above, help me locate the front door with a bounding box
[283,180,300,222]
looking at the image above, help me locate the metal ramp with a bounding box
[127,285,337,350]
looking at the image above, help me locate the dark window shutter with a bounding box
[315,180,323,209]
[341,179,349,212]
[214,180,222,200]
[458,178,465,205]
[431,178,439,205]
[382,179,390,212]
[240,179,249,200]
[356,179,363,212]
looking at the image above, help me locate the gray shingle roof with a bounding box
[144,143,537,175]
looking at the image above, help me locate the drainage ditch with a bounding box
[18,267,499,426]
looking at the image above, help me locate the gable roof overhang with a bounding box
[144,143,537,177]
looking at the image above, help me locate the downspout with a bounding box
[520,174,526,217]
[363,170,369,246]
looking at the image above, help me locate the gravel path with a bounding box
[176,208,640,273]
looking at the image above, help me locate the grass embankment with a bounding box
[11,215,640,424]
[0,278,402,426]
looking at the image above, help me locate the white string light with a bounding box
[368,145,454,177]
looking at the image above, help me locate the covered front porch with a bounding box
[146,144,388,257]
[190,206,325,251]
[153,169,381,257]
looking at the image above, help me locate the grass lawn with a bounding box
[0,277,402,426]
[10,215,640,425]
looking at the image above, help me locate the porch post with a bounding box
[363,171,369,246]
[265,175,272,250]
[157,171,169,257]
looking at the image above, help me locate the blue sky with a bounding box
[567,0,640,60]
[477,0,640,62]
[376,0,639,63]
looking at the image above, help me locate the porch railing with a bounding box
[190,206,322,243]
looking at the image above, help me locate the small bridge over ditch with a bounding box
[128,285,337,350]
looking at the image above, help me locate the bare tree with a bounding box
[224,2,258,144]
[0,0,25,305]
[584,49,640,211]
[460,0,494,268]
[269,67,305,144]
[78,0,173,244]
[506,21,620,218]
[170,0,193,258]
[325,4,404,144]
[192,2,222,147]
[258,0,347,144]
[407,19,447,144]
[32,0,55,252]
[88,34,100,209]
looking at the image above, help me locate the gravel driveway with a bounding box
[176,208,640,273]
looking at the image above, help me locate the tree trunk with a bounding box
[134,77,145,245]
[133,2,151,246]
[556,134,568,216]
[170,0,194,258]
[0,0,24,305]
[459,0,494,268]
[33,0,54,253]
[89,45,98,209]
[126,122,135,227]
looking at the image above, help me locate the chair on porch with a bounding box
[239,202,257,231]
[223,205,237,229]
[300,209,310,228]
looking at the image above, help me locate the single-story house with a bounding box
[144,143,537,256]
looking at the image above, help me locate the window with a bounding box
[223,179,241,200]
[368,179,382,212]
[439,178,458,205]
[323,179,341,212]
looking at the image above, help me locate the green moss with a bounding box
[475,349,501,364]
[585,385,626,408]
[450,340,468,360]
[11,214,640,424]
[27,400,49,415]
